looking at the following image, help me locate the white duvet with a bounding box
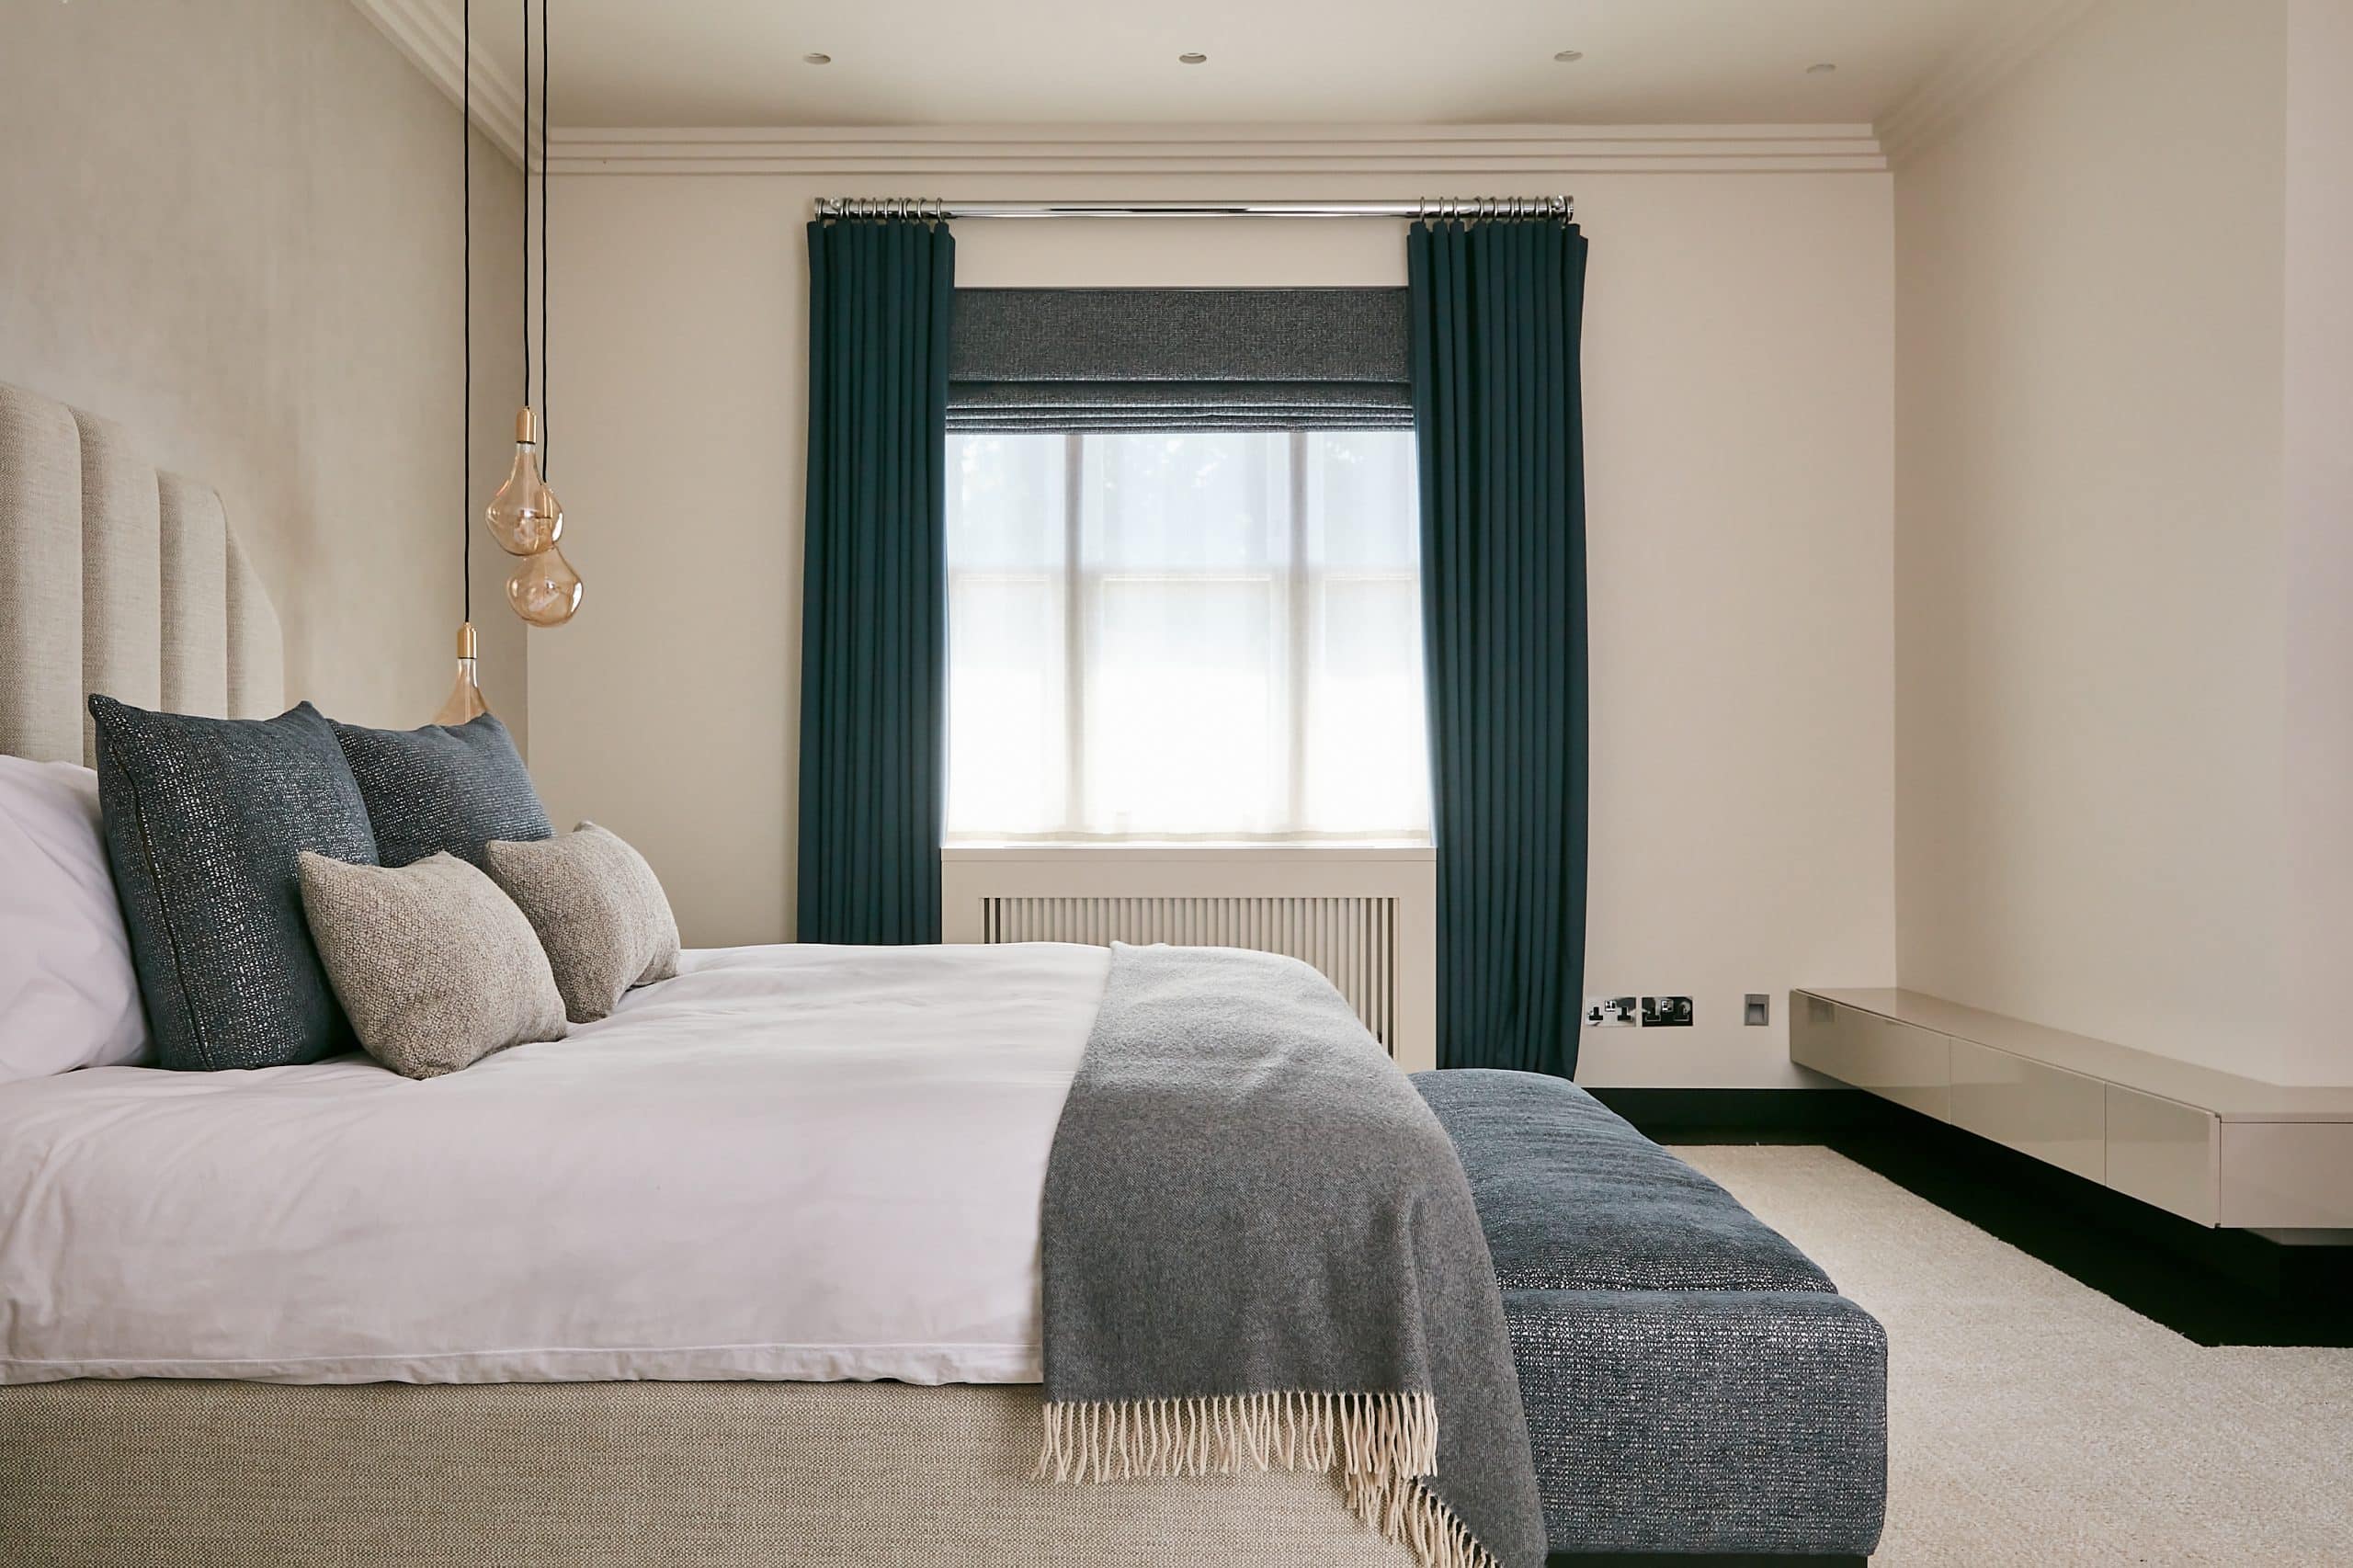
[0,942,1109,1386]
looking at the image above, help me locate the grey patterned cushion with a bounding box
[331,713,551,869]
[297,851,567,1079]
[484,822,680,1024]
[88,696,379,1070]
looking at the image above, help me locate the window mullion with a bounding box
[1286,429,1311,836]
[1062,430,1086,835]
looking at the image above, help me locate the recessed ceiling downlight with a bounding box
[802,51,832,65]
[1806,62,1837,74]
[1552,50,1584,62]
[1178,51,1209,65]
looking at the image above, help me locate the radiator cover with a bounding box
[982,894,1399,1052]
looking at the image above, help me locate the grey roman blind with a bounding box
[949,288,1413,431]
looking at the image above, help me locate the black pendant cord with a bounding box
[520,0,532,415]
[462,0,472,625]
[540,0,551,480]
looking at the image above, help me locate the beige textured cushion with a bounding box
[484,822,681,1024]
[296,851,567,1079]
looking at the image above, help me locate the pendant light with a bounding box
[486,0,583,627]
[434,0,489,725]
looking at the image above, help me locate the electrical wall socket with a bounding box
[1744,994,1770,1026]
[1639,996,1693,1028]
[1583,996,1638,1028]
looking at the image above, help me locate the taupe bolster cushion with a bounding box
[298,851,567,1079]
[484,822,680,1024]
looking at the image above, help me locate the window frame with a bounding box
[946,427,1429,846]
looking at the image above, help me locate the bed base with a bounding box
[0,1380,1417,1566]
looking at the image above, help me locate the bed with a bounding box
[0,381,1442,1566]
[2,381,1892,1567]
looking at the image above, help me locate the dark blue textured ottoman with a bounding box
[1415,1070,1888,1563]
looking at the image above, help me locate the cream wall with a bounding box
[1893,0,2307,1080]
[535,143,1895,1088]
[2279,0,2353,1085]
[0,0,528,739]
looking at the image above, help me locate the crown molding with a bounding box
[545,123,1886,178]
[1876,0,2107,165]
[351,0,529,165]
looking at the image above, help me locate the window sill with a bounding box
[942,842,1434,863]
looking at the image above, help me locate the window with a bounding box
[946,429,1428,842]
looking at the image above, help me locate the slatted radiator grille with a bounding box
[981,895,1400,1052]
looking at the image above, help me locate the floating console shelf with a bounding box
[1791,989,2353,1234]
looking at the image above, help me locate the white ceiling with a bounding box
[424,0,2025,130]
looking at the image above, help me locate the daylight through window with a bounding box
[945,429,1429,842]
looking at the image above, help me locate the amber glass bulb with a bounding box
[431,621,490,724]
[485,407,563,556]
[506,543,583,627]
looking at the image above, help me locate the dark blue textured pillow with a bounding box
[88,696,379,1071]
[331,713,551,869]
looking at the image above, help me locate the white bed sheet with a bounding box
[0,941,1109,1386]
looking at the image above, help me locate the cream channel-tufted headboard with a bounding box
[0,381,284,766]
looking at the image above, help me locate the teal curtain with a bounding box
[798,216,955,943]
[1409,217,1589,1076]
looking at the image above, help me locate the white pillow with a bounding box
[0,756,152,1081]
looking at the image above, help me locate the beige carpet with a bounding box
[1675,1144,2353,1567]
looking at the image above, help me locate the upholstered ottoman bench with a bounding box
[1414,1070,1888,1566]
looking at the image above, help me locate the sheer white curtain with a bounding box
[945,430,1429,842]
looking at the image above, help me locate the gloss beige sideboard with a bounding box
[1791,988,2353,1234]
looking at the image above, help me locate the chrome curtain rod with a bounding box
[813,196,1572,222]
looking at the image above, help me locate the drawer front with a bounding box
[1949,1039,2105,1181]
[1792,994,1949,1119]
[2217,1121,2353,1230]
[2105,1085,2217,1225]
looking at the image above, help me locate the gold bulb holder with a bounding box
[455,620,479,659]
[514,406,538,444]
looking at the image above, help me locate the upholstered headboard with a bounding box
[0,381,284,766]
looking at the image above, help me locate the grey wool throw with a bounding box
[1039,944,1546,1568]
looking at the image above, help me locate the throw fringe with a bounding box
[1037,1391,1495,1568]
